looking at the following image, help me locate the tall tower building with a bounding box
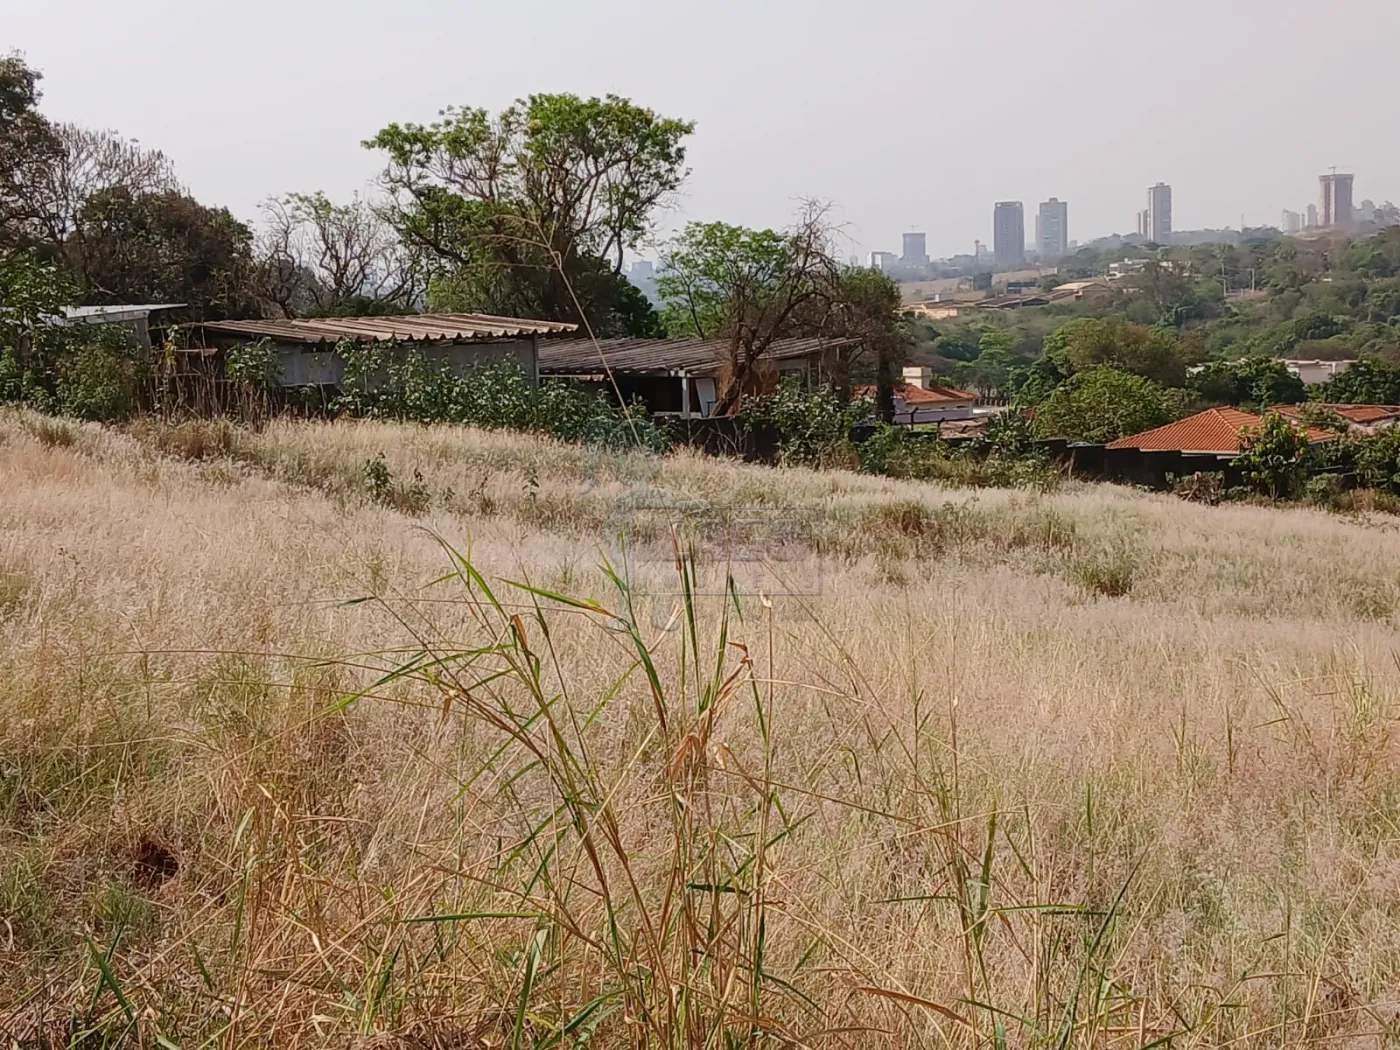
[1282,210,1302,234]
[901,231,928,266]
[1147,183,1173,243]
[993,202,1025,268]
[1306,203,1319,228]
[1037,198,1069,259]
[1320,173,1355,228]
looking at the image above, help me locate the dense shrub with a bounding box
[1189,358,1305,408]
[1232,411,1312,499]
[332,341,664,452]
[856,416,1058,491]
[1313,358,1400,405]
[740,378,869,468]
[1031,366,1186,444]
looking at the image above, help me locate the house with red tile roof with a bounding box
[1107,407,1334,456]
[856,367,977,425]
[1271,404,1400,430]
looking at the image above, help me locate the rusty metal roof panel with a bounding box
[197,313,577,345]
[538,336,856,375]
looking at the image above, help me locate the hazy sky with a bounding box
[6,0,1398,260]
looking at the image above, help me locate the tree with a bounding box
[1133,259,1196,323]
[1233,410,1311,499]
[1188,358,1305,408]
[954,329,1016,399]
[259,192,423,317]
[0,54,61,256]
[0,250,147,420]
[657,206,841,414]
[67,188,260,319]
[29,124,180,248]
[1313,358,1400,404]
[1044,317,1191,386]
[366,94,692,335]
[807,267,906,418]
[1031,366,1182,444]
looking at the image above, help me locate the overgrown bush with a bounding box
[855,415,1059,491]
[1031,366,1187,444]
[1232,411,1312,499]
[740,378,868,468]
[332,341,664,453]
[0,252,151,420]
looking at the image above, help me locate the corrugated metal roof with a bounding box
[1107,407,1333,453]
[196,313,577,345]
[57,304,186,324]
[538,336,855,375]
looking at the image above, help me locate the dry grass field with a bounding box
[4,408,1400,1050]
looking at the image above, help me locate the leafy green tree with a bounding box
[933,334,980,362]
[740,376,869,468]
[0,251,76,405]
[66,188,260,318]
[1232,411,1312,499]
[656,206,841,414]
[1351,426,1400,493]
[367,94,691,336]
[1344,227,1400,279]
[0,251,147,419]
[1133,260,1197,325]
[1363,281,1400,323]
[1313,358,1400,404]
[1009,354,1068,409]
[1044,317,1191,386]
[1188,358,1305,408]
[953,329,1015,398]
[1031,366,1182,443]
[1292,312,1346,342]
[0,54,61,257]
[821,267,908,419]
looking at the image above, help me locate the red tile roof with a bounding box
[856,382,977,405]
[1272,403,1400,425]
[1106,408,1333,454]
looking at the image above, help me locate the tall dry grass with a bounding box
[4,409,1400,1049]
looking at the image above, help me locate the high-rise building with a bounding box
[1320,173,1355,228]
[869,251,898,272]
[1147,183,1173,243]
[993,202,1025,268]
[1036,198,1069,259]
[1136,210,1149,238]
[1306,203,1319,228]
[1282,210,1302,234]
[901,231,928,266]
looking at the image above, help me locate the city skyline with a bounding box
[869,166,1389,266]
[9,0,1399,266]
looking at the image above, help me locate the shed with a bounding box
[190,313,578,388]
[55,304,186,348]
[537,336,856,417]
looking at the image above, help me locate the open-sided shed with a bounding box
[537,336,856,417]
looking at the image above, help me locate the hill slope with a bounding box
[4,411,1400,1047]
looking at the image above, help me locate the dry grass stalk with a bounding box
[2,409,1400,1048]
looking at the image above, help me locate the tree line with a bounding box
[1,54,906,419]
